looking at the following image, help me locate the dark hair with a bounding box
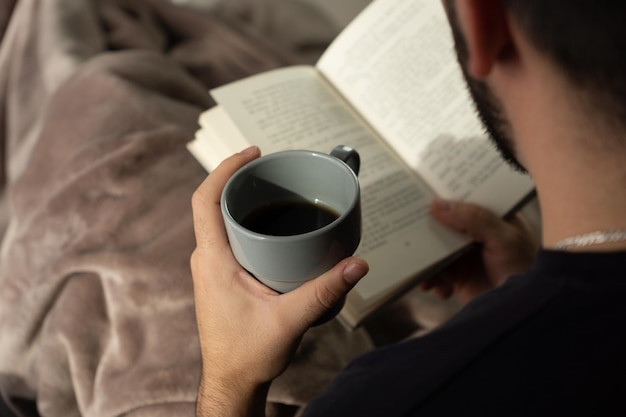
[505,0,626,132]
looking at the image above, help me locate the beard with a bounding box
[446,2,527,173]
[463,73,527,173]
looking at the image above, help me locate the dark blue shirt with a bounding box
[303,250,626,416]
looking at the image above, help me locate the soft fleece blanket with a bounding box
[0,1,461,416]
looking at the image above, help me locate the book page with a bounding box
[316,0,534,214]
[187,107,253,171]
[210,65,469,299]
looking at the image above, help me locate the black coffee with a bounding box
[241,198,340,236]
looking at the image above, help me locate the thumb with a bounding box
[283,257,369,328]
[430,198,506,244]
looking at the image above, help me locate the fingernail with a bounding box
[240,146,260,156]
[433,198,452,213]
[343,261,368,285]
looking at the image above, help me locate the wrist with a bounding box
[196,372,271,417]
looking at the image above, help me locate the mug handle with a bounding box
[330,145,360,176]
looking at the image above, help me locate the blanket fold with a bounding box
[0,1,375,416]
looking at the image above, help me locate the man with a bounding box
[190,0,626,415]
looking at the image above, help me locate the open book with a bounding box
[187,0,535,329]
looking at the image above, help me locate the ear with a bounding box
[455,0,513,79]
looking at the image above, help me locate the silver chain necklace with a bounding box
[554,229,626,250]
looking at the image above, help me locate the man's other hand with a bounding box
[421,198,538,305]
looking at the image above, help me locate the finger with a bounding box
[433,284,454,300]
[282,257,369,329]
[420,271,454,298]
[508,213,537,239]
[430,198,507,244]
[419,271,449,292]
[191,146,261,249]
[419,280,433,291]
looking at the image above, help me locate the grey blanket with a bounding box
[0,1,460,416]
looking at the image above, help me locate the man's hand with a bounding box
[421,198,538,305]
[190,146,369,417]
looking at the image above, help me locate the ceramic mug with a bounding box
[221,145,361,293]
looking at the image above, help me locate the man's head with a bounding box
[444,0,626,171]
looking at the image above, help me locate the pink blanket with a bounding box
[0,1,459,416]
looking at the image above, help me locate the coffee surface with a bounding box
[241,198,340,236]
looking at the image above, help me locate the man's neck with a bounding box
[495,44,626,250]
[518,103,626,250]
[534,163,626,250]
